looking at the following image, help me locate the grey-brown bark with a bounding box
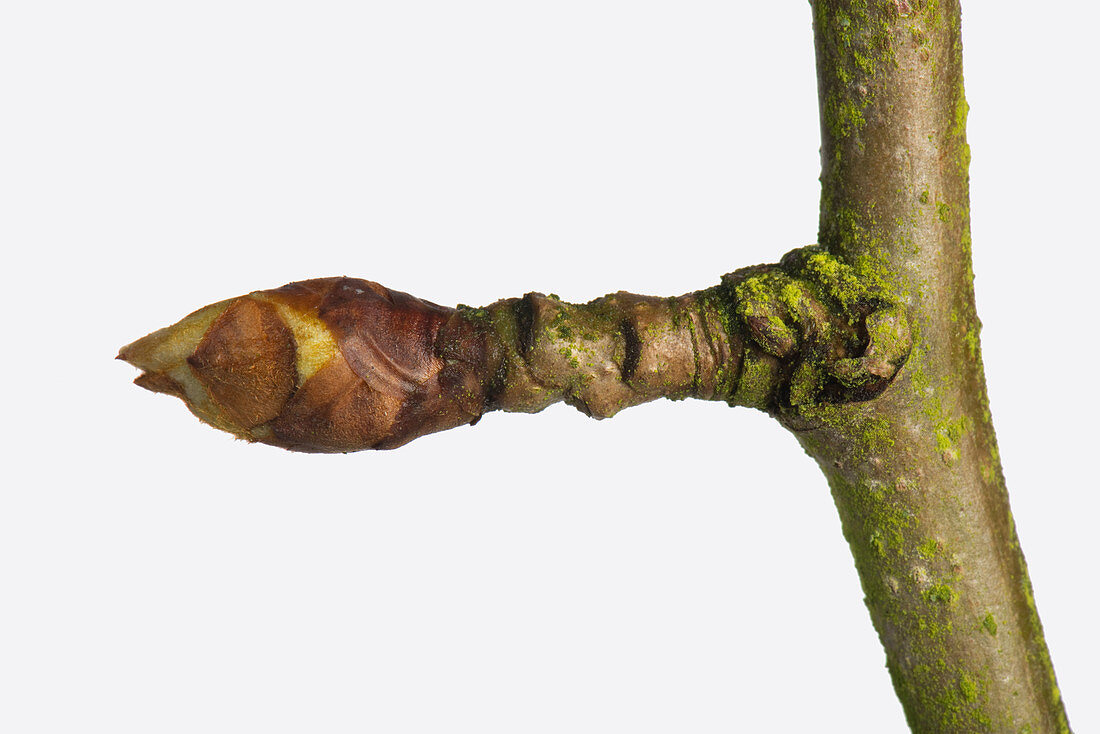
[797,1,1070,730]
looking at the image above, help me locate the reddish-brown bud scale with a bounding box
[188,297,297,430]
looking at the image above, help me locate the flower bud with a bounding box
[119,278,490,452]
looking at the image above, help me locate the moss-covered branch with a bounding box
[119,246,909,453]
[805,0,1070,731]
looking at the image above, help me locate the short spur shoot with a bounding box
[118,246,910,452]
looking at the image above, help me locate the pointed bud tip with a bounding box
[115,299,236,374]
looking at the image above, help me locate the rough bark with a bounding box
[799,0,1070,730]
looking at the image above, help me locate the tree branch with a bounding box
[115,2,1071,730]
[803,0,1070,730]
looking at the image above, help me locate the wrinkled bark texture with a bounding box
[801,0,1069,731]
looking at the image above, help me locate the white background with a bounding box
[2,2,1097,732]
